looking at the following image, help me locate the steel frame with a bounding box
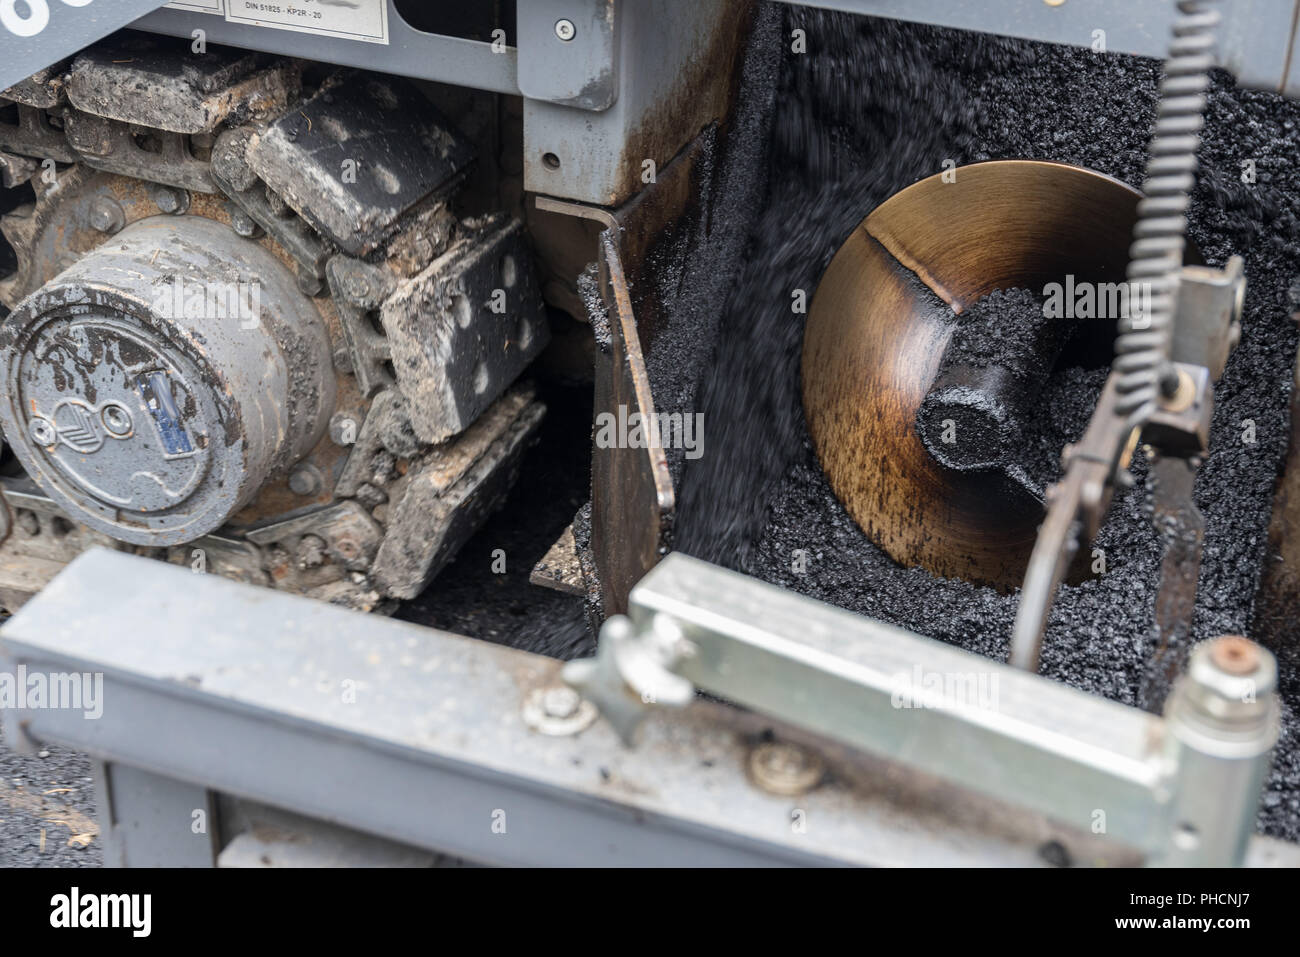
[1,548,1296,867]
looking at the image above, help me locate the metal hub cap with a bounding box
[0,215,335,546]
[13,316,214,517]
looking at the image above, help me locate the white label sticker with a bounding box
[165,0,225,14]
[224,0,388,44]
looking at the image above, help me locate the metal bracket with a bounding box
[518,0,619,111]
[565,551,1282,865]
[1011,258,1247,672]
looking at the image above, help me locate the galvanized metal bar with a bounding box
[628,553,1174,853]
[1,548,1139,866]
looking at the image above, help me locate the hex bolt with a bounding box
[151,185,190,216]
[229,208,261,239]
[1160,636,1279,865]
[521,684,598,736]
[298,270,324,297]
[748,740,825,796]
[329,411,360,446]
[1177,635,1276,721]
[554,18,576,41]
[542,685,581,719]
[288,463,324,496]
[88,197,125,234]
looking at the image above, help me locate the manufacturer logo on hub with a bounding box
[27,399,133,454]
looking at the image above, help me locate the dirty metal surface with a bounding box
[530,525,585,596]
[0,44,545,612]
[565,222,677,618]
[517,0,618,111]
[592,230,674,616]
[531,127,747,615]
[524,0,755,206]
[326,256,398,398]
[1,547,1143,867]
[0,103,78,164]
[67,38,298,135]
[249,71,475,257]
[0,483,125,613]
[212,131,335,287]
[64,110,219,193]
[1,60,70,110]
[380,215,550,445]
[1253,333,1300,646]
[0,149,36,188]
[333,389,407,499]
[0,166,127,309]
[1141,454,1206,711]
[802,160,1147,590]
[372,386,546,599]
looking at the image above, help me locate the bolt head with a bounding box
[1170,636,1277,732]
[152,186,189,215]
[521,685,598,737]
[288,464,324,496]
[100,403,132,436]
[749,741,824,796]
[230,210,260,238]
[554,18,576,41]
[298,271,324,297]
[1209,635,1261,676]
[329,412,359,446]
[88,198,124,233]
[542,685,580,719]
